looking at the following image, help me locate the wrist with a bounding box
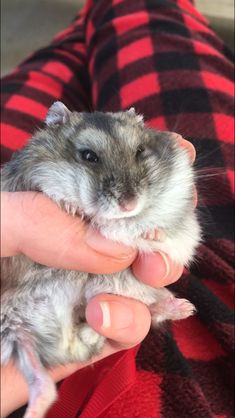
[1,363,28,417]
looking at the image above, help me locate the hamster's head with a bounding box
[33,102,194,229]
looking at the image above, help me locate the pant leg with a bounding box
[2,1,234,417]
[1,9,91,164]
[83,1,234,417]
[86,0,234,238]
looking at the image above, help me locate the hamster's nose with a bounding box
[119,198,138,212]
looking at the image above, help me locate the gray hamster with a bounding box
[1,102,201,418]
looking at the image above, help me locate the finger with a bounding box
[169,133,198,207]
[1,192,136,273]
[132,252,184,287]
[170,132,196,164]
[180,139,196,163]
[86,294,151,349]
[0,295,153,414]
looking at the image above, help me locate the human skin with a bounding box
[1,191,184,417]
[0,138,195,416]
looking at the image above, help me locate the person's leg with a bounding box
[83,0,234,416]
[1,0,234,416]
[85,0,234,254]
[1,9,91,164]
[85,0,234,241]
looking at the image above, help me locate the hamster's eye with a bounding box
[136,145,145,158]
[81,149,99,163]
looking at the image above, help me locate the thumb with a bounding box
[1,192,136,273]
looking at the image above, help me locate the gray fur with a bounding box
[1,102,201,417]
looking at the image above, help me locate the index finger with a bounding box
[132,252,184,287]
[170,132,196,163]
[1,192,136,273]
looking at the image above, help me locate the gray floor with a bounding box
[1,0,84,76]
[1,0,234,77]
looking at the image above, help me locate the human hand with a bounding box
[1,190,185,417]
[1,135,196,416]
[1,190,185,281]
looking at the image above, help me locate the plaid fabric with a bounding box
[1,0,234,417]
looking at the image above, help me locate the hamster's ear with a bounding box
[45,101,71,126]
[127,107,144,125]
[127,107,136,116]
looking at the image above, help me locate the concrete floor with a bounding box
[1,0,234,77]
[1,0,84,76]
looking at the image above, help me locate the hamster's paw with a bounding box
[149,212,201,266]
[142,228,166,242]
[23,373,57,418]
[150,296,196,324]
[80,324,105,353]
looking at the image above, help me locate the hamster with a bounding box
[1,102,201,418]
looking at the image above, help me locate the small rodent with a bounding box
[1,102,201,418]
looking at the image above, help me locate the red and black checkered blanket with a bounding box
[1,1,234,417]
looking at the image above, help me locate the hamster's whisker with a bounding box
[1,105,201,418]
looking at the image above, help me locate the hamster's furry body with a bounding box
[1,103,201,418]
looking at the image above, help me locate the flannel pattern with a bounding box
[2,0,234,417]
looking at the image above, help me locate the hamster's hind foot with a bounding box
[150,296,196,324]
[23,371,57,418]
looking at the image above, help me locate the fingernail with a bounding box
[86,300,134,330]
[85,227,134,259]
[157,251,170,281]
[132,251,170,287]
